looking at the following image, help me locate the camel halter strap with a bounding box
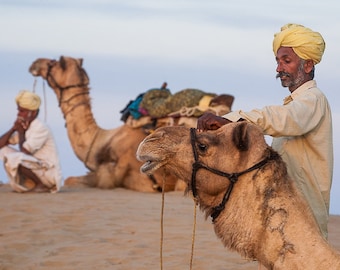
[46,59,90,106]
[189,128,273,222]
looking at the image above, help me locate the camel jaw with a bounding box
[29,64,39,76]
[138,155,165,174]
[137,128,171,174]
[29,62,43,77]
[29,58,51,78]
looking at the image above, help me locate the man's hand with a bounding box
[197,112,231,131]
[14,117,29,132]
[13,117,29,152]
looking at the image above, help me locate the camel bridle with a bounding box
[45,59,96,170]
[189,128,274,222]
[46,59,90,106]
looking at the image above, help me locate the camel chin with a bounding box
[30,70,39,76]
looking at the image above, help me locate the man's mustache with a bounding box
[276,72,291,79]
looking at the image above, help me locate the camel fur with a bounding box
[136,122,340,269]
[28,56,187,192]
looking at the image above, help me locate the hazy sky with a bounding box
[0,0,339,213]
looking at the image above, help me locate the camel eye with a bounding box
[198,143,207,152]
[48,60,56,67]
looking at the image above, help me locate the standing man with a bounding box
[197,23,333,239]
[0,90,63,193]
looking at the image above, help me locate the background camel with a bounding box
[136,123,340,269]
[28,56,183,192]
[28,56,233,192]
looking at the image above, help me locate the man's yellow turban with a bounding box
[15,90,41,110]
[273,23,325,64]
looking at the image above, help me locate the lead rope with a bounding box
[42,80,47,122]
[32,78,48,122]
[160,173,166,270]
[190,199,198,270]
[159,177,197,270]
[32,78,37,93]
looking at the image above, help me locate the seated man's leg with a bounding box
[3,150,53,192]
[18,165,49,192]
[0,146,17,161]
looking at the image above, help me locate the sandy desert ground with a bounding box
[0,184,339,270]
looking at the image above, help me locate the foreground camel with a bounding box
[137,123,340,269]
[28,56,185,192]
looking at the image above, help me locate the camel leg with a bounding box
[64,172,97,187]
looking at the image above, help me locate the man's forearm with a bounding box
[0,127,16,148]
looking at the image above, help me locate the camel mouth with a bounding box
[139,156,163,174]
[29,65,39,76]
[30,69,38,76]
[30,70,39,77]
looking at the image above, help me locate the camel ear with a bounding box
[232,122,249,151]
[59,56,66,70]
[77,58,83,67]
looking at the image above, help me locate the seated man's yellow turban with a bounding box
[15,90,41,111]
[273,23,325,64]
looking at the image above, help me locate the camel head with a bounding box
[138,122,269,181]
[29,56,90,103]
[137,122,271,209]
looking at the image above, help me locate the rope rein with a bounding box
[32,78,48,122]
[39,59,99,170]
[189,200,198,270]
[160,173,166,270]
[43,80,47,122]
[45,59,89,106]
[32,58,90,123]
[159,173,198,270]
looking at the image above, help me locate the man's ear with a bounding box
[32,110,39,119]
[304,59,314,73]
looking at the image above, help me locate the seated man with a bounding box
[0,90,62,193]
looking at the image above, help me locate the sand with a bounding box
[0,184,339,270]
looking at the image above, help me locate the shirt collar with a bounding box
[283,80,316,105]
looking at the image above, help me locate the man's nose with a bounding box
[276,64,282,73]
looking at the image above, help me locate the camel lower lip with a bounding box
[30,70,38,76]
[141,160,157,173]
